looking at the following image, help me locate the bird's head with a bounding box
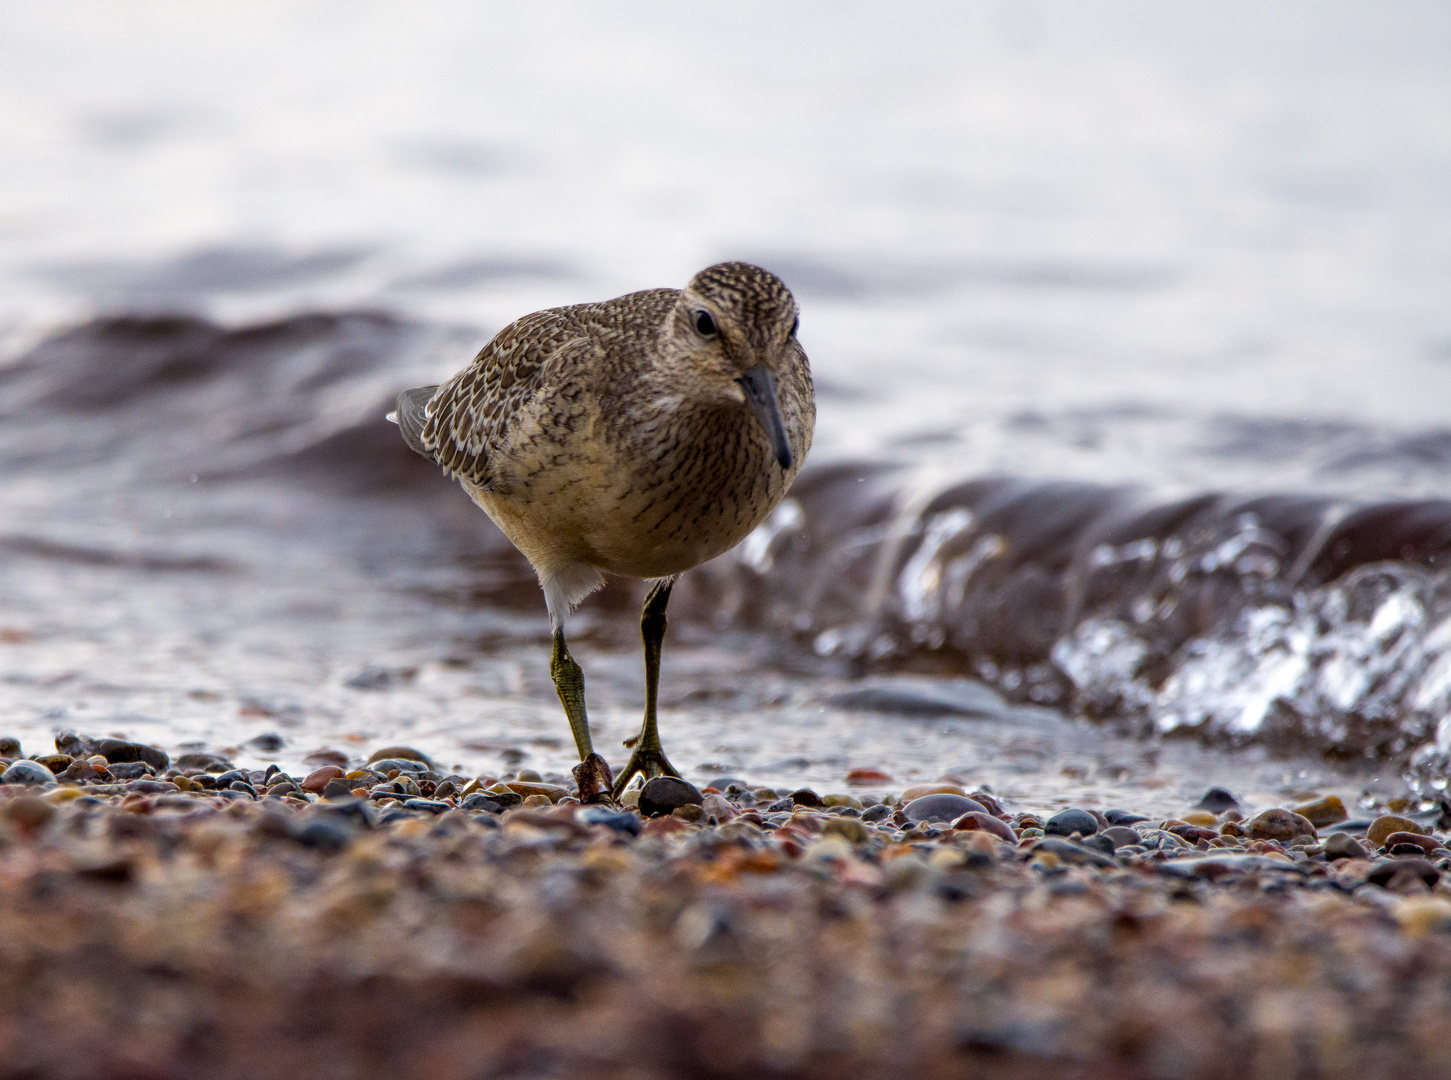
[662,262,803,470]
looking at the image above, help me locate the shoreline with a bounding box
[2,736,1450,1078]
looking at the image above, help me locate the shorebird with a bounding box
[390,263,814,799]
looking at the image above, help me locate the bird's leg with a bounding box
[550,628,594,759]
[612,579,682,798]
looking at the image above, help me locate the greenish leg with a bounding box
[611,579,682,798]
[550,628,594,760]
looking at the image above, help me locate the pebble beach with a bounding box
[5,732,1451,1079]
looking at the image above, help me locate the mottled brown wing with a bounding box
[417,307,590,489]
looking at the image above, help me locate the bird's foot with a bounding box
[611,745,680,800]
[572,752,615,805]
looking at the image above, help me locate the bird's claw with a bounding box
[611,746,680,800]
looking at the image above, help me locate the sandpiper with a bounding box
[390,263,814,798]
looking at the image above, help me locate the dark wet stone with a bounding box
[572,753,614,805]
[249,732,285,752]
[638,777,704,818]
[861,804,892,823]
[459,793,505,814]
[1080,834,1117,856]
[107,762,152,780]
[1,761,55,785]
[1101,826,1143,850]
[482,790,523,809]
[578,806,643,836]
[34,754,72,773]
[366,746,435,770]
[321,777,357,799]
[765,798,795,813]
[1031,837,1117,868]
[902,794,986,824]
[0,737,20,757]
[1045,808,1099,837]
[175,752,234,772]
[1366,858,1440,889]
[56,734,169,772]
[1194,787,1241,813]
[1104,808,1148,825]
[1324,832,1368,860]
[379,809,418,824]
[789,788,823,808]
[403,798,450,815]
[228,781,257,797]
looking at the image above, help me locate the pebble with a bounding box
[0,737,20,757]
[902,793,986,824]
[1366,858,1439,889]
[1045,808,1099,837]
[1323,832,1369,860]
[699,794,738,823]
[366,746,436,770]
[370,758,432,778]
[1246,808,1317,842]
[1382,831,1441,856]
[1103,808,1148,825]
[1,761,55,786]
[638,777,704,817]
[900,783,968,801]
[1100,826,1143,850]
[56,735,169,772]
[302,766,345,793]
[788,788,824,808]
[578,806,642,835]
[459,793,506,814]
[1366,814,1427,847]
[1291,794,1349,828]
[845,768,894,786]
[1194,787,1241,813]
[951,812,1014,843]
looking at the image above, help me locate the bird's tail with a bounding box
[391,385,439,459]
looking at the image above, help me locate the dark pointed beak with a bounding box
[737,363,792,471]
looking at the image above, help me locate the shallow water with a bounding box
[0,2,1448,802]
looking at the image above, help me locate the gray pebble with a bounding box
[1,760,55,786]
[902,794,986,824]
[1045,808,1099,837]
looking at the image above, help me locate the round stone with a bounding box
[637,776,704,817]
[1290,794,1349,828]
[1100,826,1143,850]
[902,793,985,824]
[1247,808,1317,842]
[1045,808,1100,838]
[1323,831,1368,860]
[1366,814,1426,847]
[1,760,55,786]
[951,812,1014,843]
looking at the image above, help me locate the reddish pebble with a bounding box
[953,812,1015,843]
[1384,832,1442,856]
[846,768,895,786]
[302,766,345,793]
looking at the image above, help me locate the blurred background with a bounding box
[0,1,1449,795]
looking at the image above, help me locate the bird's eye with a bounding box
[789,315,799,338]
[695,310,717,336]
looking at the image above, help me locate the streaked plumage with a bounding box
[391,262,814,797]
